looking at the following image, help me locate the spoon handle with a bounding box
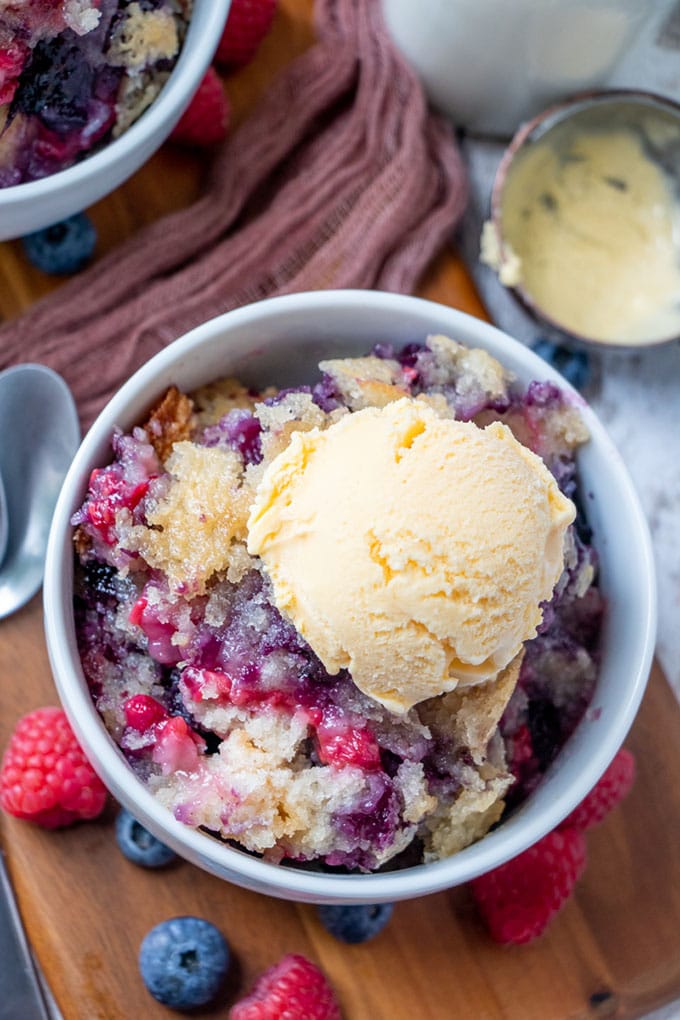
[0,469,8,568]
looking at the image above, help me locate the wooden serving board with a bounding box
[1,2,680,1017]
[1,598,679,1020]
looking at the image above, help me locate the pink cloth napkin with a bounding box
[0,0,467,428]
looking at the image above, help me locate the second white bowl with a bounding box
[0,0,231,241]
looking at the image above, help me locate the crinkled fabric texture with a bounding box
[0,0,467,429]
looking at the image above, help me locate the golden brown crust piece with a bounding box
[72,524,92,558]
[447,651,523,763]
[107,4,179,69]
[142,386,194,463]
[422,782,508,862]
[419,650,523,765]
[318,356,409,410]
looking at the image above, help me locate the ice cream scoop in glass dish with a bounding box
[43,290,656,903]
[0,0,231,241]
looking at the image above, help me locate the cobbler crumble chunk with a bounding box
[72,335,603,872]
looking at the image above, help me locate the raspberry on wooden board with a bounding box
[0,707,107,828]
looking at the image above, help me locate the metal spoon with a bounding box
[0,849,52,1019]
[0,365,80,620]
[0,470,8,568]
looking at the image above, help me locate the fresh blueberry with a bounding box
[115,808,177,868]
[558,349,591,392]
[532,338,591,392]
[22,212,96,275]
[532,338,561,365]
[139,916,230,1010]
[316,902,394,943]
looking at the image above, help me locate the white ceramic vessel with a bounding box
[0,0,231,241]
[43,290,656,903]
[381,0,667,136]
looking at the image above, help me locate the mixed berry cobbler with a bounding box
[72,335,603,872]
[0,0,192,186]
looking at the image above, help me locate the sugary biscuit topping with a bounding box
[108,4,178,69]
[419,652,524,766]
[114,72,167,137]
[129,443,251,594]
[318,355,409,410]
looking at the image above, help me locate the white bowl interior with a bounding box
[44,291,657,903]
[0,0,232,241]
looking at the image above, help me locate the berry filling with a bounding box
[72,336,603,872]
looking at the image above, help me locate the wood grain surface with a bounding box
[1,2,680,1018]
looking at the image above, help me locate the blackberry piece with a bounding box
[13,34,94,132]
[115,808,177,868]
[81,560,120,600]
[316,903,394,943]
[527,697,563,770]
[22,213,96,275]
[139,917,230,1010]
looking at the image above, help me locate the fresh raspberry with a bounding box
[215,0,277,67]
[471,827,587,944]
[170,67,229,147]
[229,953,342,1020]
[561,748,635,832]
[0,708,108,828]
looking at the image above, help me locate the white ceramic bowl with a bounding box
[44,291,657,904]
[0,0,231,242]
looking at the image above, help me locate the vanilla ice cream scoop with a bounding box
[247,398,575,713]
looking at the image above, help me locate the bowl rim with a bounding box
[44,290,657,902]
[489,88,680,353]
[0,0,231,209]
